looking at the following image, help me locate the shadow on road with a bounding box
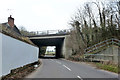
[39,56,59,59]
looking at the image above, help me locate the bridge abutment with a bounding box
[29,34,73,59]
[62,35,72,59]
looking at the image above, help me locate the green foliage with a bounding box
[96,63,118,73]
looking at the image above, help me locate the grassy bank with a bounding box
[95,63,118,73]
[0,24,36,46]
[68,56,118,73]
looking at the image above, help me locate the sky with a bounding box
[0,0,113,31]
[0,0,88,31]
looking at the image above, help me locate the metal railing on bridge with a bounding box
[26,29,71,36]
[84,38,120,53]
[84,38,120,62]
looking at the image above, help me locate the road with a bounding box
[26,59,118,80]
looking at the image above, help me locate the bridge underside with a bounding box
[30,38,64,58]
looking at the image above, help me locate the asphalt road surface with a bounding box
[26,59,119,80]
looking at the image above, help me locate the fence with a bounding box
[0,33,39,77]
[26,29,71,36]
[84,38,120,53]
[84,38,120,63]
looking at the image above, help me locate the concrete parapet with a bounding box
[86,45,119,64]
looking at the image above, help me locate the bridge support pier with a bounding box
[56,43,64,58]
[62,35,72,59]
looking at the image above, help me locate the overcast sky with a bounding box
[0,0,113,31]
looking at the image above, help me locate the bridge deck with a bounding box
[27,33,69,37]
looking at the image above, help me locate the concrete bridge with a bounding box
[27,29,72,59]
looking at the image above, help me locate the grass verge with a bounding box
[95,63,118,73]
[68,56,118,73]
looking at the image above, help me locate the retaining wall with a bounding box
[0,33,39,76]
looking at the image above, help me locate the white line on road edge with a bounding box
[77,76,83,80]
[51,59,54,61]
[63,65,71,71]
[56,61,61,64]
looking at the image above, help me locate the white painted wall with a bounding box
[0,33,39,76]
[0,33,2,77]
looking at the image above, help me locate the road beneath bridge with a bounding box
[26,30,118,80]
[26,59,118,80]
[28,34,71,59]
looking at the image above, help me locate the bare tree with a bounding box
[69,0,120,55]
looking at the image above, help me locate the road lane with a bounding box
[55,59,118,78]
[26,59,118,80]
[63,64,72,71]
[26,59,76,78]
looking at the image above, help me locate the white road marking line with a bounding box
[51,59,54,61]
[77,76,83,80]
[63,65,71,71]
[56,61,61,64]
